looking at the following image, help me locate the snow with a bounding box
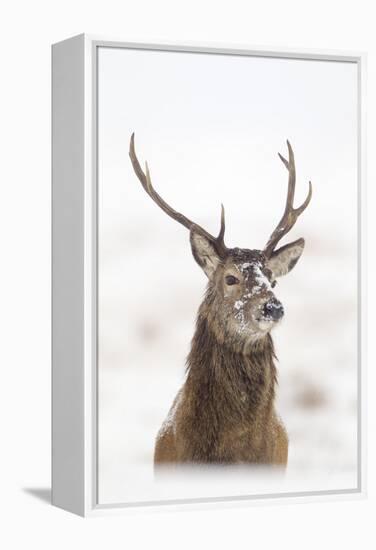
[97,215,358,504]
[253,264,273,292]
[156,389,182,439]
[97,48,358,505]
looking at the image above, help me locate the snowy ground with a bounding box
[98,210,358,505]
[97,48,358,505]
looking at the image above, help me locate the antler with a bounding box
[263,140,312,258]
[129,133,227,257]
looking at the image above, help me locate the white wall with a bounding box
[1,0,375,548]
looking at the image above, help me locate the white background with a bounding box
[0,1,375,549]
[98,47,358,503]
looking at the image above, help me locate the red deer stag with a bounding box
[129,134,312,467]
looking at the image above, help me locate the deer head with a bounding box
[129,134,312,348]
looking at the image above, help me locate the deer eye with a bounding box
[225,275,239,286]
[271,280,277,288]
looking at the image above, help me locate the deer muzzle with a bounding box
[262,299,284,321]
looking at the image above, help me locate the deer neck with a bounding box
[185,311,277,422]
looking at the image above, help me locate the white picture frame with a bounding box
[52,34,366,517]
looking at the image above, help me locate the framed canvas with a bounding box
[52,34,366,516]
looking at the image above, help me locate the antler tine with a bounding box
[129,133,227,256]
[218,203,225,242]
[263,140,312,258]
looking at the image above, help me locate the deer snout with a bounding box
[263,299,284,321]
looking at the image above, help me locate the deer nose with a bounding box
[263,299,284,321]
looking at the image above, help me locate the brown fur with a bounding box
[154,285,288,467]
[128,136,311,470]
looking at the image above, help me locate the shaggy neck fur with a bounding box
[180,306,278,463]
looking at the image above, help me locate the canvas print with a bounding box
[97,46,358,505]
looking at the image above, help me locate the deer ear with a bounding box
[266,238,305,278]
[190,230,221,278]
